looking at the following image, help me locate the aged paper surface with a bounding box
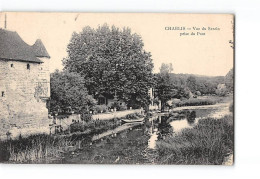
[0,12,234,164]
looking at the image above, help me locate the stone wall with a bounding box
[0,60,50,140]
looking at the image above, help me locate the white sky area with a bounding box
[0,13,233,76]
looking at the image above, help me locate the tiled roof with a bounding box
[0,28,50,63]
[32,39,50,58]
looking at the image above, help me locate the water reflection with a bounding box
[60,108,222,163]
[147,110,197,149]
[92,110,200,150]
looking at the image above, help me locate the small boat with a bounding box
[121,118,145,123]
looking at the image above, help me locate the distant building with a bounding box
[97,93,126,111]
[148,87,159,110]
[0,28,51,139]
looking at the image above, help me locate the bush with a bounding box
[70,122,85,133]
[216,84,228,97]
[125,113,144,119]
[94,105,108,113]
[118,103,127,111]
[110,101,127,111]
[81,113,92,122]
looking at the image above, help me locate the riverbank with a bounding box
[0,96,233,164]
[0,115,144,163]
[172,95,232,119]
[59,114,233,165]
[155,115,233,165]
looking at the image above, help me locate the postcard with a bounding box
[0,12,234,165]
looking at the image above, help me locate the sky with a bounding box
[0,12,233,76]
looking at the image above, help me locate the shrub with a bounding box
[94,105,108,113]
[125,113,138,119]
[216,84,228,97]
[125,113,144,119]
[70,122,85,133]
[118,103,127,111]
[110,101,120,109]
[81,113,92,122]
[110,101,128,111]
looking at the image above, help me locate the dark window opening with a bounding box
[27,64,30,70]
[10,64,13,67]
[1,91,5,97]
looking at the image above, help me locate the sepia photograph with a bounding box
[0,12,234,165]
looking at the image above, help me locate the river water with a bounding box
[60,106,224,164]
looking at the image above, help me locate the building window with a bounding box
[1,91,4,97]
[10,64,13,67]
[27,64,30,70]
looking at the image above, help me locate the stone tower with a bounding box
[0,28,51,139]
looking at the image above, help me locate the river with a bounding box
[58,101,231,164]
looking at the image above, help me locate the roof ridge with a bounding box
[32,39,50,58]
[0,29,50,63]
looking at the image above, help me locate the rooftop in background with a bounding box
[0,28,50,63]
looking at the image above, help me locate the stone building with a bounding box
[0,28,51,139]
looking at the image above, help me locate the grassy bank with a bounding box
[61,125,151,164]
[0,132,97,163]
[174,95,233,107]
[156,115,233,165]
[175,98,217,107]
[0,117,124,163]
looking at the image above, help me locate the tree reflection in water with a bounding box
[148,110,197,141]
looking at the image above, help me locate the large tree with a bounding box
[155,63,175,111]
[63,24,154,108]
[50,70,96,114]
[160,63,173,74]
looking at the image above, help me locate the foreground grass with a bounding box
[0,119,122,163]
[0,114,234,164]
[156,115,234,165]
[0,133,95,163]
[61,125,151,164]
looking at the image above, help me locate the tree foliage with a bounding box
[215,84,228,96]
[155,63,189,110]
[50,70,96,114]
[63,24,154,108]
[160,63,173,74]
[169,74,224,95]
[155,73,174,110]
[186,76,197,93]
[225,68,234,92]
